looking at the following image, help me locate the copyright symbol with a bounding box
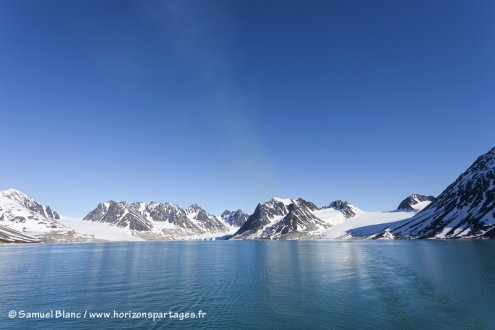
[8,310,16,318]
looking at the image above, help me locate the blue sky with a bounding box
[1,0,494,217]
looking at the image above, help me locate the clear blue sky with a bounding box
[1,0,494,217]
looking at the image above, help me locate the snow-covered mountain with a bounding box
[320,200,358,219]
[0,189,85,243]
[397,194,435,211]
[233,198,332,239]
[83,200,230,240]
[233,198,291,239]
[0,188,61,223]
[221,209,248,227]
[2,147,494,243]
[84,201,153,231]
[186,204,228,233]
[321,197,433,239]
[382,147,495,239]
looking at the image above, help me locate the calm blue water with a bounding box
[1,241,494,329]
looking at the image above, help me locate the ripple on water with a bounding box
[1,241,495,329]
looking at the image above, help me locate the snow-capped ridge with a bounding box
[1,188,32,201]
[83,199,229,239]
[0,188,78,242]
[271,197,294,206]
[3,146,495,242]
[186,203,204,212]
[233,197,329,239]
[0,188,60,220]
[221,209,248,227]
[397,194,435,211]
[321,200,358,219]
[381,147,495,239]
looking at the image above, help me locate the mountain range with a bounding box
[1,147,494,243]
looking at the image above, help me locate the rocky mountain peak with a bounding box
[234,197,329,239]
[187,204,204,213]
[322,200,357,219]
[397,194,435,211]
[221,209,248,227]
[0,188,60,220]
[389,147,495,238]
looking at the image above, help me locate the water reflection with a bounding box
[0,241,494,329]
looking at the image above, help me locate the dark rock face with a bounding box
[321,200,357,219]
[221,209,248,227]
[397,194,436,211]
[145,202,196,230]
[233,204,265,237]
[233,198,330,239]
[234,200,290,238]
[295,198,319,212]
[83,203,107,223]
[389,147,495,239]
[266,202,330,239]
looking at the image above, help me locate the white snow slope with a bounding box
[322,210,416,239]
[57,217,144,242]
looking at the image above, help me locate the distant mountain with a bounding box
[221,209,248,227]
[386,147,495,238]
[266,201,330,239]
[0,189,86,243]
[232,198,330,239]
[2,147,495,243]
[0,188,60,220]
[186,204,229,233]
[232,198,290,239]
[83,200,229,239]
[397,194,435,211]
[0,189,65,233]
[84,201,153,231]
[321,200,358,218]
